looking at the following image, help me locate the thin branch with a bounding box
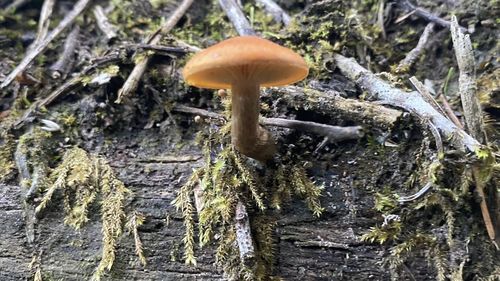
[450,16,486,143]
[172,104,364,141]
[49,25,80,79]
[29,0,56,51]
[333,53,481,153]
[0,0,92,89]
[396,0,467,32]
[218,0,255,36]
[93,5,118,42]
[234,201,255,266]
[255,0,291,26]
[115,0,194,103]
[263,117,364,141]
[396,23,435,73]
[451,16,496,247]
[4,0,29,13]
[409,76,446,117]
[263,86,402,130]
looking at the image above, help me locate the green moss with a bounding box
[174,115,324,279]
[35,147,133,280]
[0,131,15,182]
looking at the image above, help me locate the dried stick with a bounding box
[396,0,467,32]
[450,16,496,247]
[4,0,29,12]
[409,76,446,117]
[93,5,118,42]
[333,53,481,153]
[49,25,80,79]
[14,134,37,244]
[235,201,255,266]
[29,0,56,51]
[0,0,92,89]
[396,23,435,73]
[264,86,402,130]
[115,0,194,103]
[218,0,256,36]
[255,0,291,26]
[450,16,485,143]
[172,104,364,141]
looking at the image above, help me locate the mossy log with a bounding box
[0,128,433,281]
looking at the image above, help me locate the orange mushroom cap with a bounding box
[183,36,309,89]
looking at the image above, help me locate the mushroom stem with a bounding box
[231,80,276,161]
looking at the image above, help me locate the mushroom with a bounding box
[183,36,309,161]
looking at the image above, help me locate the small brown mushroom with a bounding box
[183,36,308,161]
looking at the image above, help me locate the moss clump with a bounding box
[35,147,134,281]
[0,131,16,182]
[173,122,323,280]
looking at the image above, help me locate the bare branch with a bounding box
[115,0,194,103]
[255,0,291,26]
[49,25,80,80]
[93,5,118,42]
[234,201,255,266]
[0,0,92,89]
[218,0,255,36]
[172,104,364,141]
[450,16,485,143]
[29,0,55,51]
[333,53,481,153]
[396,0,467,32]
[396,23,435,73]
[451,16,496,247]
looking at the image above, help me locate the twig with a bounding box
[4,0,29,13]
[172,104,364,141]
[263,117,364,141]
[333,53,481,153]
[263,86,402,130]
[409,76,446,117]
[436,67,463,128]
[49,25,80,79]
[130,43,191,54]
[29,0,55,51]
[235,201,255,266]
[396,23,435,73]
[450,16,485,143]
[0,0,92,89]
[174,39,202,52]
[218,0,256,36]
[451,16,496,247]
[14,134,36,244]
[93,5,118,42]
[255,0,291,26]
[115,0,194,103]
[396,0,467,32]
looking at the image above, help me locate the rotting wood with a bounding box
[450,16,497,248]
